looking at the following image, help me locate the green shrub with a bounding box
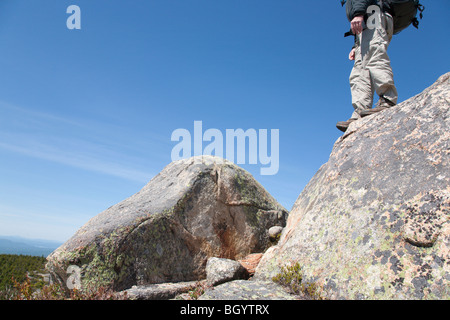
[272,262,326,300]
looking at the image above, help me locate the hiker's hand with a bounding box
[349,48,355,61]
[351,15,364,34]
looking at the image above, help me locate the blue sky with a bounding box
[0,0,448,242]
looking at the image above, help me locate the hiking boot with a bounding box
[360,97,396,118]
[336,118,357,132]
[359,106,390,117]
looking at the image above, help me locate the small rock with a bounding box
[206,257,248,286]
[268,226,283,241]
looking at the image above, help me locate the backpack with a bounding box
[385,0,425,34]
[341,0,425,35]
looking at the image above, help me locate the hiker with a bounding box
[337,0,398,132]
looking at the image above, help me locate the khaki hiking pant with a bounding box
[350,12,398,119]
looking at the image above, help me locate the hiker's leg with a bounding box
[349,44,374,119]
[361,13,398,105]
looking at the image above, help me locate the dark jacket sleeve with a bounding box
[346,0,377,21]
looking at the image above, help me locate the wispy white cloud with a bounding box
[0,140,152,183]
[0,102,155,183]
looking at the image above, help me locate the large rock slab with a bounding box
[47,156,287,291]
[256,73,450,299]
[121,281,203,300]
[198,280,298,300]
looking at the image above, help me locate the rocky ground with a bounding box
[46,73,449,300]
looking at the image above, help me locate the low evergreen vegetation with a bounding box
[0,254,47,293]
[0,254,127,300]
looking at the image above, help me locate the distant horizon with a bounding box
[0,234,62,257]
[0,234,64,244]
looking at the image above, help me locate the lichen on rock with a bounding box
[46,156,288,292]
[256,73,450,300]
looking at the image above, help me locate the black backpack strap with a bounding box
[413,3,425,29]
[418,3,425,19]
[344,30,354,37]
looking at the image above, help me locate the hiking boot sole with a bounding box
[360,106,390,118]
[336,119,357,132]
